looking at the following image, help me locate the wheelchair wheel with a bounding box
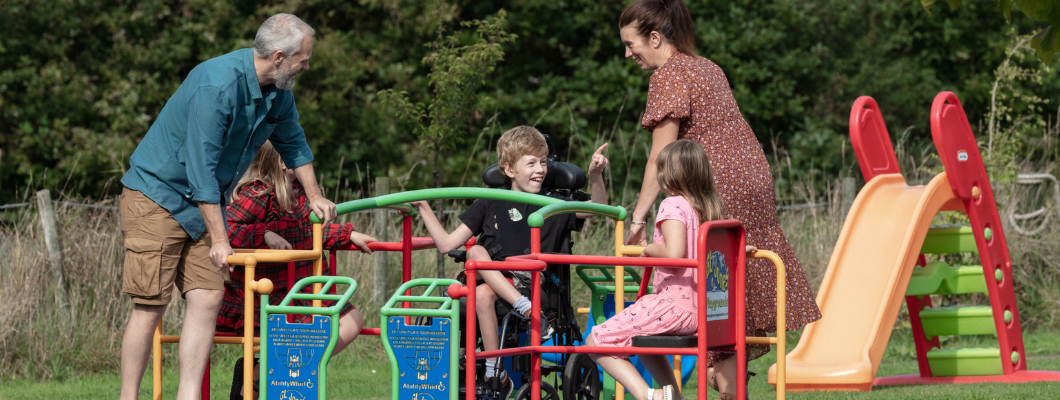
[562,353,600,400]
[514,381,560,400]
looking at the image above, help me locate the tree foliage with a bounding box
[2,0,1058,206]
[378,10,516,155]
[923,0,1060,64]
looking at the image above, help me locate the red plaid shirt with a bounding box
[216,179,356,332]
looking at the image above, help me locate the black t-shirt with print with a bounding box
[458,196,585,262]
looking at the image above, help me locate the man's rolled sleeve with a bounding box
[269,97,314,169]
[185,86,231,204]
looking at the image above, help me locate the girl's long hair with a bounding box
[230,140,296,212]
[656,139,725,224]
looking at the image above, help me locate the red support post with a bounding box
[465,262,478,400]
[906,255,939,377]
[402,215,413,310]
[931,92,1025,374]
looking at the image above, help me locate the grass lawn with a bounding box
[4,332,1060,399]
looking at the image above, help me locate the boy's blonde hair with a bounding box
[496,126,549,182]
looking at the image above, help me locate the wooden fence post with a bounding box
[841,177,857,222]
[373,177,390,310]
[37,189,71,326]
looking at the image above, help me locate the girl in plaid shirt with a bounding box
[218,141,376,397]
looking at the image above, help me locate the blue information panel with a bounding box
[267,315,331,400]
[388,317,451,400]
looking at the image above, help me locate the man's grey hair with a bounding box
[253,13,315,59]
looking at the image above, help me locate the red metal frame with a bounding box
[188,212,755,399]
[457,219,747,400]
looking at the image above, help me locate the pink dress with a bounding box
[590,196,700,358]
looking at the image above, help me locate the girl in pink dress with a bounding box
[588,140,735,400]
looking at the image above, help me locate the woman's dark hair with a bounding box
[618,0,697,56]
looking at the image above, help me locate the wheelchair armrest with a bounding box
[448,250,468,263]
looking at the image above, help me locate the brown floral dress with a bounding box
[642,52,822,363]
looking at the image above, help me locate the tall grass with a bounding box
[4,172,1058,379]
[3,104,1060,380]
[0,200,127,380]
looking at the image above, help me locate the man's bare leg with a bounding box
[175,289,223,400]
[120,303,167,400]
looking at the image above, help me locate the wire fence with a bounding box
[0,201,119,211]
[14,172,1055,219]
[0,201,463,214]
[2,201,829,213]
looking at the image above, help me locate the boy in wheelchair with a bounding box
[412,126,609,399]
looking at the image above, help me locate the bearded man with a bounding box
[117,13,336,400]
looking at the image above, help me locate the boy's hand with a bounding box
[745,245,758,254]
[587,143,609,175]
[409,200,429,211]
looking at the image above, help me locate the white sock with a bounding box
[512,296,532,316]
[485,359,498,378]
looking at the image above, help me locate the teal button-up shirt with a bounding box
[121,48,314,240]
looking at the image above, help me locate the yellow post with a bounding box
[749,250,786,400]
[672,356,681,386]
[312,223,323,308]
[243,255,257,400]
[153,319,163,400]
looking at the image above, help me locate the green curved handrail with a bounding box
[314,187,565,223]
[309,203,417,223]
[527,201,627,227]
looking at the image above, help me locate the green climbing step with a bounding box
[926,348,1003,376]
[921,225,982,254]
[919,305,996,338]
[906,262,988,296]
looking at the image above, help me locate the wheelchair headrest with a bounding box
[482,161,587,191]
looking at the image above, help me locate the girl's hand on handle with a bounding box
[745,245,757,254]
[349,232,378,254]
[625,223,648,247]
[587,143,610,175]
[264,231,293,250]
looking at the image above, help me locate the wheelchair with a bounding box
[444,134,601,400]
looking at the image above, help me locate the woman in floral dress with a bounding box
[617,0,822,397]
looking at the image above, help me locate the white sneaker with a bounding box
[647,385,674,400]
[540,318,554,342]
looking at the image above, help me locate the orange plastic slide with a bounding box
[767,172,963,391]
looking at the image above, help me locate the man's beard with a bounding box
[274,61,301,90]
